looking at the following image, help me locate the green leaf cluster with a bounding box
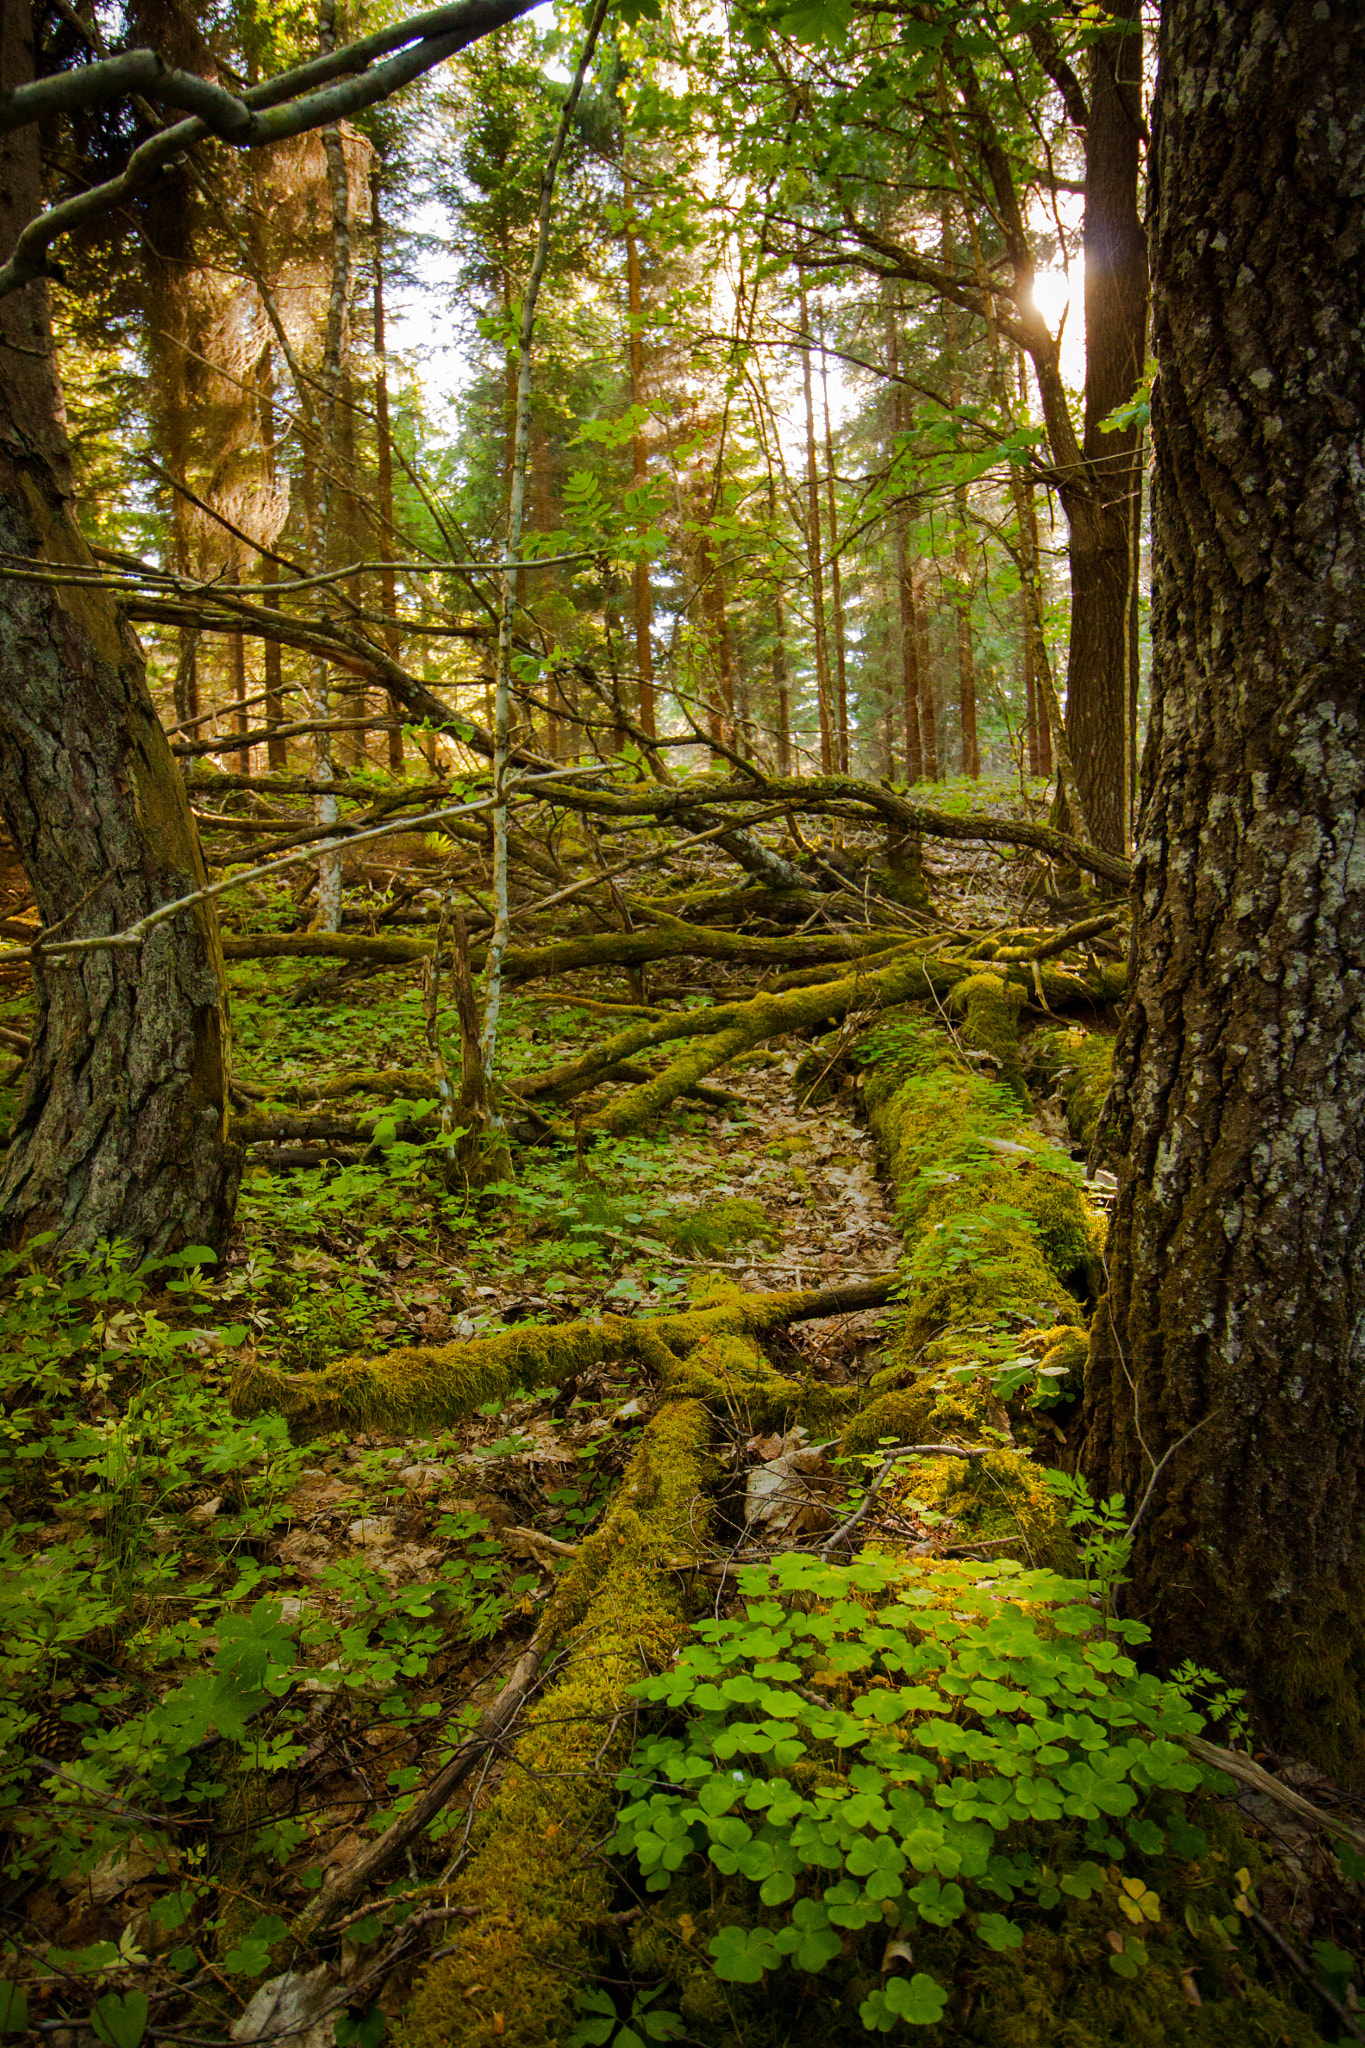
[613,1548,1212,2028]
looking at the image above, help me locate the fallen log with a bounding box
[230,1276,894,1440]
[232,1067,436,1104]
[567,949,1125,1137]
[557,773,1132,889]
[219,920,911,979]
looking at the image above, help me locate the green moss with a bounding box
[402,1402,713,2048]
[231,1284,866,1444]
[661,1196,776,1258]
[1027,1024,1116,1154]
[229,1317,624,1439]
[950,971,1030,1104]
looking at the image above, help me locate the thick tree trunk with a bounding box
[1063,9,1147,855]
[1082,0,1365,1770]
[0,17,237,1257]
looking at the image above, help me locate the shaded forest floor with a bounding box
[2,789,1363,2047]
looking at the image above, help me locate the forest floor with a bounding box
[1,791,1363,2047]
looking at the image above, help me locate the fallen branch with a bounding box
[1184,1734,1365,1860]
[292,1640,545,1944]
[559,773,1132,889]
[219,920,910,980]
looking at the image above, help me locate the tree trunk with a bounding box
[798,286,834,774]
[915,566,939,781]
[772,580,792,778]
[371,164,405,773]
[819,313,849,773]
[884,302,923,785]
[0,14,237,1256]
[1063,8,1147,854]
[623,159,656,743]
[1082,0,1365,1771]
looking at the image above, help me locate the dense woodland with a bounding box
[0,0,1361,2043]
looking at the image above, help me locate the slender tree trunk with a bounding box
[938,210,980,779]
[1083,0,1365,1771]
[953,510,980,779]
[819,312,849,773]
[1022,586,1040,777]
[1064,7,1147,853]
[315,1,350,924]
[703,541,735,754]
[884,301,923,785]
[232,618,250,774]
[798,286,834,774]
[772,581,792,778]
[257,354,289,774]
[915,566,939,781]
[623,159,656,742]
[0,18,237,1256]
[371,164,404,773]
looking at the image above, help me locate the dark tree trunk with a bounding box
[1063,9,1147,854]
[1082,0,1365,1771]
[0,15,238,1257]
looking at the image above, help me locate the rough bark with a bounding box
[1082,0,1365,1770]
[1063,9,1147,854]
[0,14,237,1257]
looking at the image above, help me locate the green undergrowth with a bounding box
[0,1238,649,2042]
[596,1546,1323,2046]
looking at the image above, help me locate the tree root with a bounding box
[228,1277,893,1441]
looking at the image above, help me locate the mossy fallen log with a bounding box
[836,1003,1105,1566]
[229,1276,892,1440]
[950,969,1030,1104]
[1026,1022,1116,1153]
[221,920,910,980]
[404,1401,714,2048]
[232,1067,435,1105]
[576,949,1125,1138]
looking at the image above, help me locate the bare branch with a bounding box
[0,0,543,300]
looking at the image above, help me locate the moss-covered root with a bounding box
[402,1401,713,2048]
[228,1277,892,1440]
[948,971,1029,1104]
[1026,1022,1116,1152]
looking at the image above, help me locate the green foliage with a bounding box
[0,1244,519,1909]
[613,1544,1213,2031]
[567,1983,686,2047]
